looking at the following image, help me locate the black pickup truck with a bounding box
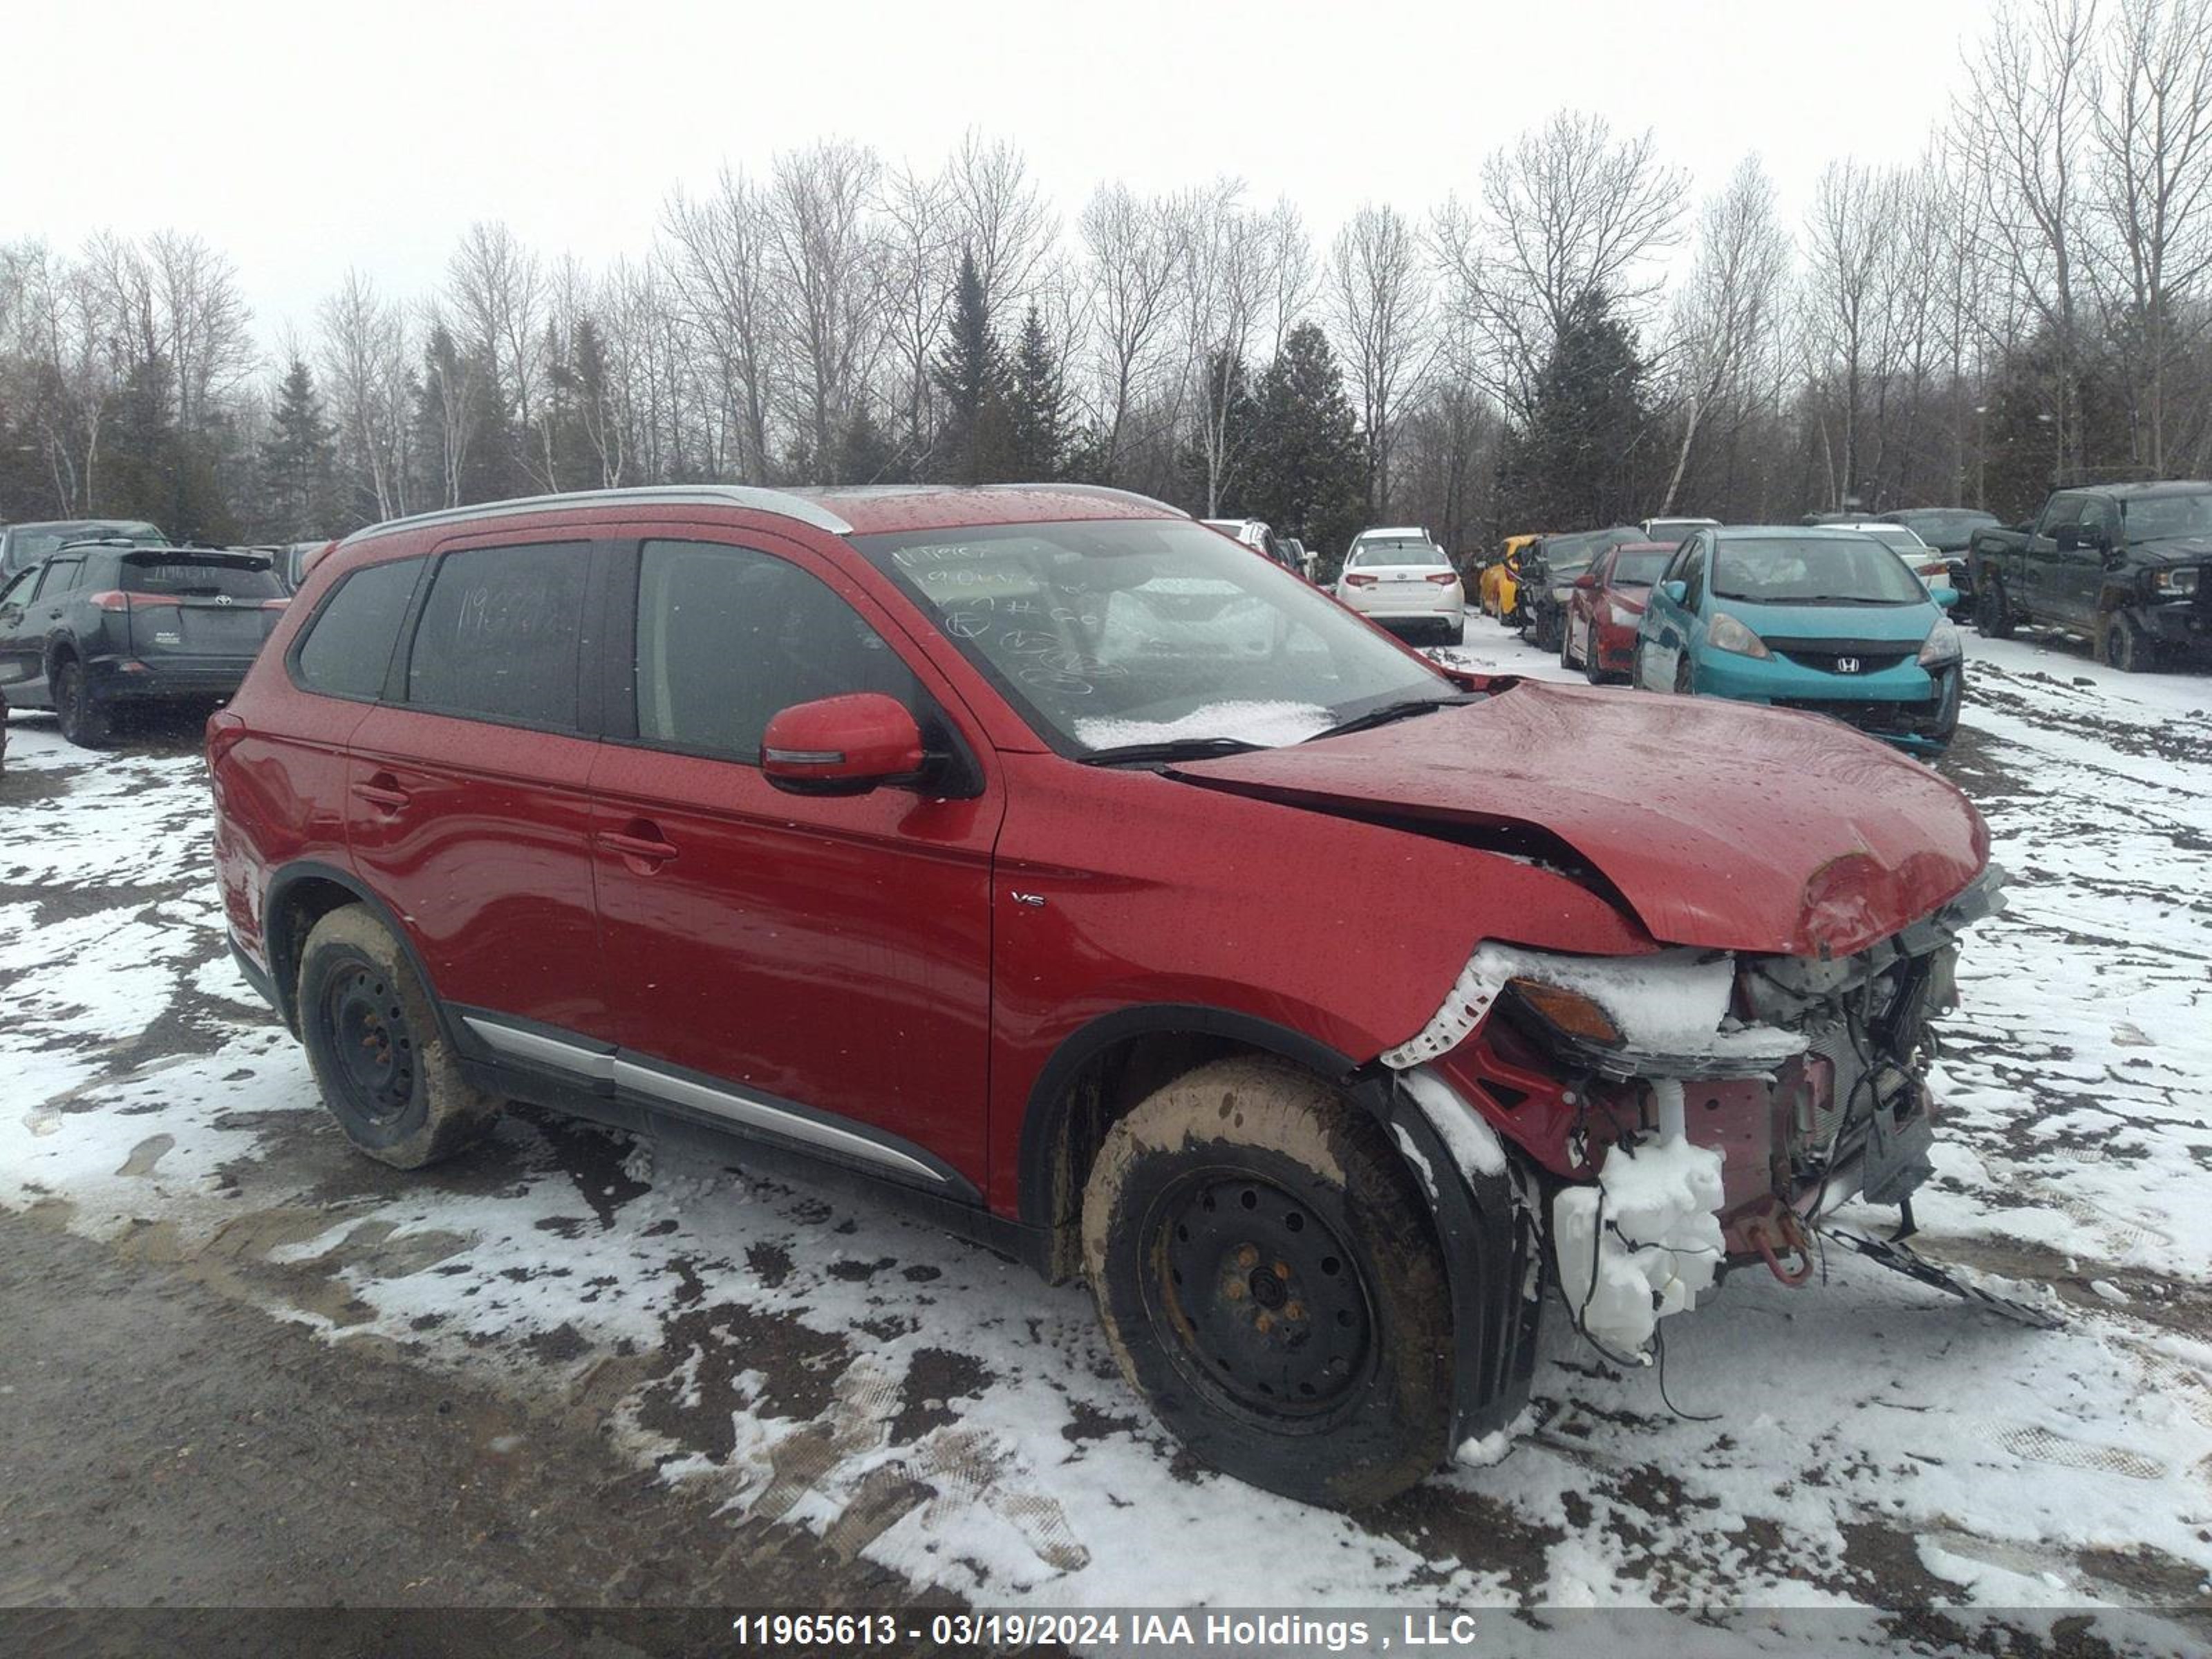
[1969,482,2212,671]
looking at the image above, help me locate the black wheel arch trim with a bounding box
[1017,1002,1541,1450]
[262,860,460,1048]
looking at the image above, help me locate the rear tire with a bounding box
[1976,578,2016,639]
[297,907,497,1169]
[53,659,110,749]
[1080,1057,1452,1509]
[1441,616,1465,647]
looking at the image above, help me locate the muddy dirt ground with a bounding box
[3,622,2211,1656]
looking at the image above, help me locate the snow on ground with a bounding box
[3,613,2211,1651]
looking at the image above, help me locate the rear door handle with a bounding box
[597,823,679,868]
[350,775,411,813]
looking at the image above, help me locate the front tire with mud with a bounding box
[297,906,497,1169]
[1080,1058,1452,1508]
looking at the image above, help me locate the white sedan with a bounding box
[1333,529,1465,644]
[1835,521,1954,592]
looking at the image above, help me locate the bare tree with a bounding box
[1328,202,1435,514]
[317,268,414,521]
[2086,0,2212,470]
[1078,182,1180,480]
[1432,111,1687,416]
[662,167,778,479]
[446,221,545,488]
[949,130,1053,318]
[767,139,886,475]
[1658,157,1790,513]
[1956,0,2101,478]
[1803,160,1902,507]
[1178,179,1268,515]
[877,160,955,465]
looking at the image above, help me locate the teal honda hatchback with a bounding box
[1632,525,1965,753]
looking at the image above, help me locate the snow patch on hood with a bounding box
[1074,700,1333,751]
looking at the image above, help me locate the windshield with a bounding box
[1347,538,1447,568]
[120,556,281,599]
[1711,536,1929,606]
[1611,550,1674,586]
[2125,491,2212,543]
[855,519,1451,755]
[12,521,165,564]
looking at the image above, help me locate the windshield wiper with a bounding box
[1078,736,1266,767]
[1304,695,1474,742]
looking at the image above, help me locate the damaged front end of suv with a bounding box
[1385,868,2006,1369]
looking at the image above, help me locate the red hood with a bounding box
[1170,680,1989,959]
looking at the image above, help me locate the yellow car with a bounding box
[1481,534,1544,620]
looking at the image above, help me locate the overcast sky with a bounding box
[9,0,1990,352]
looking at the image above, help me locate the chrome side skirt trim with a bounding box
[609,1060,947,1186]
[458,1011,950,1189]
[462,1016,616,1083]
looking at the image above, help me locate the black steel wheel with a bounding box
[297,906,496,1168]
[1150,1172,1374,1420]
[1081,1057,1454,1508]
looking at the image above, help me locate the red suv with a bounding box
[209,485,2000,1507]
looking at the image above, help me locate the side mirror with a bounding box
[761,693,927,796]
[1932,587,1960,609]
[1572,572,1597,590]
[2053,524,2082,552]
[1661,579,1688,606]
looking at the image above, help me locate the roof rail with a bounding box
[996,482,1189,517]
[344,485,854,546]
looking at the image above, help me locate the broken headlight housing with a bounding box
[1918,620,1962,668]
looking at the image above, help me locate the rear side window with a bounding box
[406,542,590,729]
[32,557,84,600]
[122,559,282,599]
[633,539,917,762]
[294,558,424,700]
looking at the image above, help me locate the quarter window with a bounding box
[406,542,590,729]
[633,539,917,762]
[295,557,424,700]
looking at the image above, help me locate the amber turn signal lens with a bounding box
[1508,979,1624,1045]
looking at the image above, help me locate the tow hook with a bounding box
[1737,1198,1815,1286]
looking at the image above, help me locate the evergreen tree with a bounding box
[1003,306,1067,480]
[836,400,906,485]
[1496,291,1656,533]
[259,357,337,538]
[930,250,1010,485]
[1242,325,1371,578]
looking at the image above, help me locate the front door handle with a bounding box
[350,774,410,813]
[598,822,679,870]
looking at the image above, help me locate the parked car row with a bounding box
[199,480,2002,1510]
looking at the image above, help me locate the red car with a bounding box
[1561,538,1678,682]
[209,485,1998,1507]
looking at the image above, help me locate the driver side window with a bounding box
[1678,542,1709,610]
[633,539,918,763]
